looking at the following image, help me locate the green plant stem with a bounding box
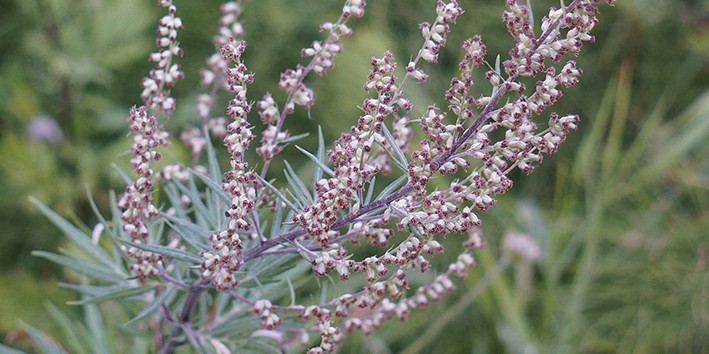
[483,251,535,350]
[554,195,603,353]
[556,56,633,352]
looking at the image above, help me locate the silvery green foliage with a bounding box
[25,0,614,353]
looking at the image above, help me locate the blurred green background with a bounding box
[0,0,707,353]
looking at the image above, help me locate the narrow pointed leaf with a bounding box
[121,240,201,264]
[295,145,334,177]
[257,176,299,211]
[126,286,176,325]
[30,198,116,269]
[374,174,407,202]
[59,283,132,297]
[111,163,133,185]
[32,251,125,283]
[162,213,210,250]
[284,160,314,205]
[67,284,157,305]
[190,168,231,206]
[20,322,67,354]
[164,183,189,220]
[269,200,285,239]
[85,303,108,353]
[313,126,326,187]
[381,124,408,171]
[280,132,310,144]
[365,176,377,204]
[86,188,108,227]
[204,127,223,181]
[0,344,30,354]
[45,303,90,354]
[172,176,219,228]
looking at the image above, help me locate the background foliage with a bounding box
[0,0,707,352]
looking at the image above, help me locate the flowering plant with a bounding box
[27,0,613,352]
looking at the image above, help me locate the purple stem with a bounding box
[160,279,207,354]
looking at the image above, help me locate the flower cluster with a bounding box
[293,51,406,247]
[255,1,365,172]
[141,0,184,114]
[118,106,169,279]
[199,38,260,291]
[300,306,342,354]
[399,0,609,244]
[446,35,486,120]
[503,0,607,77]
[303,1,364,76]
[118,1,183,280]
[252,300,283,330]
[303,240,479,352]
[108,0,614,352]
[287,1,610,350]
[418,0,463,63]
[186,2,246,166]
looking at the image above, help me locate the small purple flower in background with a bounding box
[503,230,542,261]
[25,115,64,145]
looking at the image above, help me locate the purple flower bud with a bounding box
[25,115,64,145]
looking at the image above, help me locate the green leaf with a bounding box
[20,322,67,354]
[126,286,176,325]
[374,174,407,202]
[257,176,299,211]
[84,302,108,353]
[121,240,202,264]
[381,123,408,171]
[172,176,220,230]
[284,188,306,210]
[283,160,314,205]
[45,302,90,354]
[214,291,233,322]
[203,317,260,338]
[86,188,108,228]
[32,251,126,283]
[313,126,327,188]
[111,163,133,185]
[0,343,30,354]
[163,183,189,220]
[243,338,283,354]
[364,176,377,204]
[191,174,226,230]
[280,132,310,144]
[632,91,709,184]
[67,284,157,305]
[239,254,310,297]
[59,283,132,297]
[30,198,118,271]
[108,191,128,261]
[269,200,283,240]
[162,214,210,250]
[295,145,334,177]
[190,168,231,207]
[204,127,223,183]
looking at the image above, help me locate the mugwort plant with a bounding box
[30,0,614,352]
